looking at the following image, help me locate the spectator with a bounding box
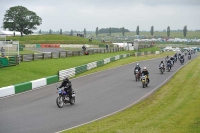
[82,45,86,51]
[1,47,5,57]
[106,44,108,49]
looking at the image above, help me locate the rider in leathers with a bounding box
[166,59,172,70]
[159,61,165,70]
[134,63,141,75]
[58,77,72,99]
[141,67,150,83]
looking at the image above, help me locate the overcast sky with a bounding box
[0,0,200,32]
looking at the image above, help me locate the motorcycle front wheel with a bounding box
[56,96,64,108]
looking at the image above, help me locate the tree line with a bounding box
[2,5,188,38]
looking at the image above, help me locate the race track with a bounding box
[0,54,197,133]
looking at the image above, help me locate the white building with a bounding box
[0,31,23,36]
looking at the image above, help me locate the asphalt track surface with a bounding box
[0,54,197,133]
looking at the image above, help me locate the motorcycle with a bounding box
[174,57,177,63]
[180,58,184,65]
[141,74,148,88]
[188,55,191,60]
[134,69,140,81]
[56,88,76,108]
[159,65,165,74]
[166,62,171,72]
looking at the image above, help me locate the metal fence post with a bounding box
[51,52,53,59]
[42,53,45,59]
[32,53,34,61]
[66,51,68,57]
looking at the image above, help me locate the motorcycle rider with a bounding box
[166,59,172,70]
[170,56,175,65]
[58,76,73,99]
[180,54,185,63]
[159,61,165,71]
[134,63,141,74]
[165,56,169,63]
[141,67,150,83]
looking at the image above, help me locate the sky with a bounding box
[0,0,200,32]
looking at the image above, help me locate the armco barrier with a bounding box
[104,58,110,64]
[59,68,76,81]
[0,86,15,97]
[97,60,104,67]
[75,65,87,75]
[14,82,32,94]
[87,62,97,70]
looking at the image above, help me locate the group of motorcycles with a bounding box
[134,69,149,88]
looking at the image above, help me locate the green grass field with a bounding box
[61,54,200,133]
[5,34,105,45]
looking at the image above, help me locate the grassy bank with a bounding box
[0,50,172,88]
[6,34,105,45]
[62,55,200,133]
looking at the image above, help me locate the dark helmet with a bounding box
[161,61,163,63]
[63,76,69,82]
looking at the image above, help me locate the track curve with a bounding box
[0,54,197,133]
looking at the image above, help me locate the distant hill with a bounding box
[99,28,129,33]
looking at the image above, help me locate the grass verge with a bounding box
[61,55,200,133]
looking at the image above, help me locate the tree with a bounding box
[109,27,111,36]
[49,29,52,34]
[136,25,139,35]
[84,28,86,37]
[3,6,42,37]
[96,27,98,37]
[70,29,73,36]
[39,29,41,34]
[167,26,170,37]
[60,29,62,35]
[122,27,125,36]
[183,25,187,37]
[150,26,154,36]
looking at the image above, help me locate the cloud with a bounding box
[0,0,200,31]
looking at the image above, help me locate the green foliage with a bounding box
[3,6,42,36]
[167,26,170,37]
[98,27,129,34]
[109,27,111,36]
[183,25,187,37]
[39,29,41,34]
[96,27,98,37]
[136,25,139,35]
[70,30,73,36]
[150,26,154,36]
[122,27,125,36]
[84,28,86,37]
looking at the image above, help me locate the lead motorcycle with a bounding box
[56,87,76,108]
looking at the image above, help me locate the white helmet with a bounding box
[136,63,139,66]
[143,67,147,70]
